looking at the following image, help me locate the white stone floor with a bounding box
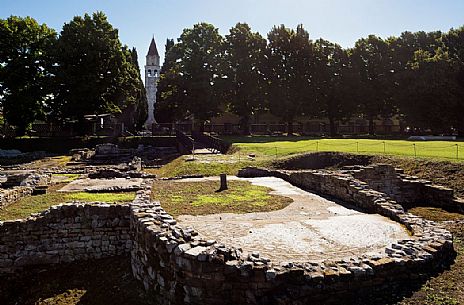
[177,176,411,263]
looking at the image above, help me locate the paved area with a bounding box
[177,176,411,263]
[58,178,144,192]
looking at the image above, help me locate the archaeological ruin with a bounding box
[0,147,462,304]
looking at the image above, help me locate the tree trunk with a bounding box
[240,115,251,135]
[287,119,294,136]
[368,118,375,135]
[77,118,87,136]
[329,117,337,137]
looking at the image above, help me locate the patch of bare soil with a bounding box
[0,256,153,305]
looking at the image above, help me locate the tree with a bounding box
[51,12,139,131]
[351,35,394,134]
[223,23,267,134]
[155,39,185,123]
[312,39,355,136]
[129,47,148,129]
[0,16,56,135]
[401,49,464,134]
[265,24,314,135]
[157,23,224,129]
[116,47,148,131]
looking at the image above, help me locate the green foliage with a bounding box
[223,23,267,134]
[265,25,314,134]
[350,35,395,134]
[156,23,224,126]
[50,12,142,130]
[0,16,56,135]
[312,39,355,136]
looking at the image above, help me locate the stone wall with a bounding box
[129,170,455,305]
[0,202,131,273]
[0,186,33,209]
[0,171,458,304]
[345,164,464,213]
[0,172,51,209]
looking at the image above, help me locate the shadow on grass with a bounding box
[0,256,153,305]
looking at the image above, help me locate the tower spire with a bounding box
[147,36,159,57]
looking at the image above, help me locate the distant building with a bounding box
[145,37,160,127]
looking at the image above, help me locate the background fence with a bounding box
[236,140,464,161]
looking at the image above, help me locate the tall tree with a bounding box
[116,46,148,131]
[223,23,267,134]
[157,23,224,129]
[351,35,394,134]
[401,49,464,134]
[312,39,354,136]
[0,16,56,135]
[265,24,314,135]
[155,39,185,123]
[51,12,138,130]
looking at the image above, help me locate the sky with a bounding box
[1,0,464,74]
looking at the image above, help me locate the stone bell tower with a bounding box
[145,37,160,127]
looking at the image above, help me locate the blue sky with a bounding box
[1,0,464,72]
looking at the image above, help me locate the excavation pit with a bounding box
[177,177,410,263]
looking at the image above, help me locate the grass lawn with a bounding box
[225,137,464,161]
[151,180,292,217]
[0,184,135,221]
[145,154,269,178]
[52,173,81,183]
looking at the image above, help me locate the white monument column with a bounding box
[145,37,160,128]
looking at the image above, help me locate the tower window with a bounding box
[148,69,151,76]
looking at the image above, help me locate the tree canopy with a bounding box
[2,13,464,136]
[0,16,56,135]
[51,12,138,125]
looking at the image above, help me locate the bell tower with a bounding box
[145,37,160,127]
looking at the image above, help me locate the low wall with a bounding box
[345,164,464,213]
[0,172,51,209]
[0,186,33,209]
[130,170,455,305]
[0,172,457,304]
[0,202,131,273]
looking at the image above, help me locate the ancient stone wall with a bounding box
[129,170,455,305]
[345,164,464,212]
[0,203,131,273]
[0,186,34,209]
[0,172,458,304]
[0,173,51,208]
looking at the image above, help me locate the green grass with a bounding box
[0,184,135,221]
[225,137,464,162]
[151,180,292,217]
[52,173,80,183]
[145,154,269,178]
